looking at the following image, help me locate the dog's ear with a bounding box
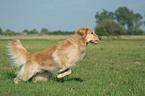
[77,27,88,35]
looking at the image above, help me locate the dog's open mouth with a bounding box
[89,40,98,45]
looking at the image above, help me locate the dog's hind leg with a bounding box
[14,62,38,84]
[14,65,25,84]
[33,71,53,82]
[57,69,71,78]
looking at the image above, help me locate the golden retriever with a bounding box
[8,27,101,84]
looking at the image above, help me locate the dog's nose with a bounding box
[98,36,102,40]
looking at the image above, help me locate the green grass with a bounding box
[0,38,145,96]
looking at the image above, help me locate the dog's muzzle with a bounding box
[98,36,102,40]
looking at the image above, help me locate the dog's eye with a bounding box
[91,32,93,34]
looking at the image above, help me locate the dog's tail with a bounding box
[7,39,31,67]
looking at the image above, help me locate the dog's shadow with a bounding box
[53,77,84,83]
[7,73,16,79]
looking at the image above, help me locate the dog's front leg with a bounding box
[57,69,71,78]
[58,67,68,73]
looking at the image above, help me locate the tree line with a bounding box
[95,6,145,37]
[0,28,75,36]
[0,6,145,36]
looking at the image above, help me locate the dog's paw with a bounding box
[14,78,19,84]
[57,74,63,78]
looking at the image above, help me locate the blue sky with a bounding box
[0,0,145,32]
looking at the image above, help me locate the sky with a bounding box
[0,0,145,32]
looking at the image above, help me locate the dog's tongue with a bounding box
[93,41,97,44]
[89,40,97,44]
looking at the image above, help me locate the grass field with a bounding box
[0,36,145,96]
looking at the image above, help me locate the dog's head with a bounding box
[76,27,101,45]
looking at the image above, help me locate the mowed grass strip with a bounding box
[0,38,144,96]
[0,35,145,40]
[0,35,70,40]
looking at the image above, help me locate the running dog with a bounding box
[8,27,101,84]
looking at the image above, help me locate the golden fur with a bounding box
[8,27,101,84]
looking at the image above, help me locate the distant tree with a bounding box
[115,7,134,34]
[23,29,29,34]
[40,28,49,34]
[132,13,143,35]
[5,29,12,32]
[0,27,2,35]
[134,29,145,35]
[115,7,131,26]
[29,29,38,34]
[144,14,145,26]
[95,9,114,23]
[95,6,144,35]
[115,6,143,35]
[2,29,17,36]
[95,19,126,38]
